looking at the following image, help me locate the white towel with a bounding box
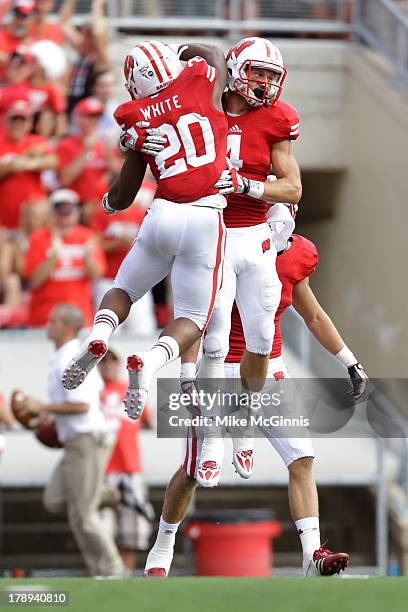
[266,203,295,252]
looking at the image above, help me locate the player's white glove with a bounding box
[214,158,265,199]
[119,121,167,157]
[347,363,369,399]
[102,192,116,216]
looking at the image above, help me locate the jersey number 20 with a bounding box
[155,113,216,179]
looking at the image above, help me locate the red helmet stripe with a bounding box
[265,41,271,58]
[149,41,172,79]
[138,43,164,83]
[233,39,255,59]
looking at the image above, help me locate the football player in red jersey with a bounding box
[176,38,301,487]
[139,38,302,487]
[146,233,368,577]
[62,41,229,421]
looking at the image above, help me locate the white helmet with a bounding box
[226,37,287,108]
[124,40,183,100]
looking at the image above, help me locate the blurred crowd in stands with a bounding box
[0,0,169,332]
[0,0,359,332]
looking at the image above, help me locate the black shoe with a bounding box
[118,477,155,522]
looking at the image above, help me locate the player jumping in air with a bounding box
[62,41,229,417]
[146,233,368,577]
[138,37,302,486]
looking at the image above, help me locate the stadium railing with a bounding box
[354,0,408,82]
[61,0,351,36]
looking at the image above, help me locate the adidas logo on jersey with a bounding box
[228,124,242,134]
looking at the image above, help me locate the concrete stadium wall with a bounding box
[300,48,408,377]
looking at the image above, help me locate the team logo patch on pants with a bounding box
[262,238,271,253]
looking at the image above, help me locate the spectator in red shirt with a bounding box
[27,39,67,135]
[28,0,75,46]
[0,48,34,128]
[23,188,107,327]
[57,97,122,224]
[0,0,36,79]
[66,0,109,113]
[91,190,157,336]
[0,98,56,229]
[0,46,33,86]
[98,347,153,573]
[0,197,49,327]
[90,69,119,146]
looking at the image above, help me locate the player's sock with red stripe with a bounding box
[295,516,321,575]
[89,309,119,344]
[148,336,180,371]
[144,516,180,576]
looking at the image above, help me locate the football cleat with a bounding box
[230,404,255,479]
[197,460,222,487]
[306,545,349,576]
[196,434,224,487]
[232,446,254,479]
[62,340,107,390]
[124,353,153,420]
[144,541,174,577]
[144,568,167,578]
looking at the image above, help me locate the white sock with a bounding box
[158,517,180,535]
[295,516,321,561]
[89,309,119,344]
[180,362,197,382]
[198,354,225,378]
[148,336,180,371]
[145,516,180,574]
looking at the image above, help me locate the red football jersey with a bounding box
[114,57,228,204]
[226,234,318,363]
[224,100,300,228]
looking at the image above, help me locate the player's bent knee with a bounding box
[113,276,144,304]
[287,456,315,476]
[202,334,229,359]
[173,308,207,332]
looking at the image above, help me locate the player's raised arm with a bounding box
[178,44,227,110]
[104,149,147,213]
[292,276,368,398]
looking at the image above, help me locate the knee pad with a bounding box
[245,312,275,355]
[261,277,282,312]
[202,333,228,359]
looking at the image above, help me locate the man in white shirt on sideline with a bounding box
[17,303,125,577]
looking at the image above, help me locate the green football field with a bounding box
[1,577,408,612]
